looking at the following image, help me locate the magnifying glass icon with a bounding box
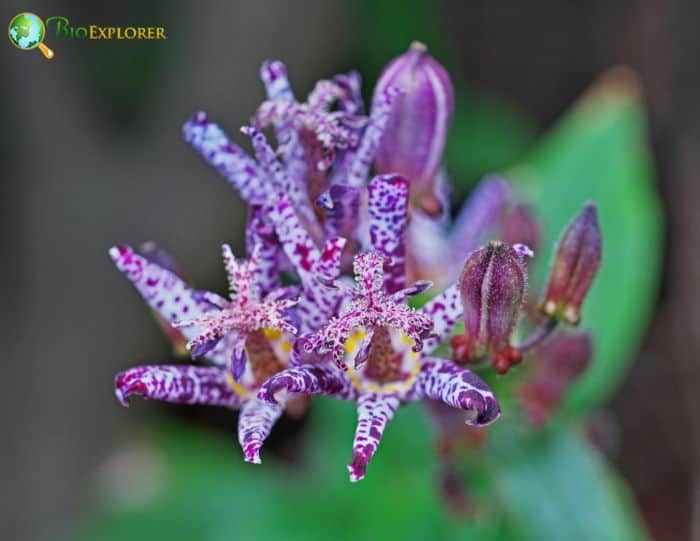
[8,12,55,59]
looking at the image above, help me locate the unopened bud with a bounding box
[452,241,527,373]
[539,203,601,325]
[373,41,454,216]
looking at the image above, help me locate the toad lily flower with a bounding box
[258,173,500,481]
[111,243,304,464]
[258,251,500,482]
[172,244,298,381]
[107,43,603,495]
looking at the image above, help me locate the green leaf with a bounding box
[480,419,649,541]
[446,91,536,197]
[507,68,663,410]
[75,403,500,541]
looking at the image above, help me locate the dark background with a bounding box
[2,1,697,540]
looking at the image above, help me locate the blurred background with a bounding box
[2,1,697,540]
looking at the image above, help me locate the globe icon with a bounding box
[8,12,54,59]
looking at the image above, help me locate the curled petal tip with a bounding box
[347,457,367,483]
[243,445,262,465]
[256,385,283,405]
[114,374,147,407]
[460,391,501,426]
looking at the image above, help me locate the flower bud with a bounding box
[373,41,454,216]
[539,202,601,325]
[519,332,592,425]
[452,241,527,373]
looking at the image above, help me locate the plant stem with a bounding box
[517,318,558,352]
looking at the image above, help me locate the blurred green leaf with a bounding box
[76,401,502,541]
[447,92,536,198]
[77,404,648,541]
[480,419,649,541]
[507,68,662,411]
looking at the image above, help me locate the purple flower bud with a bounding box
[373,41,454,216]
[539,202,602,325]
[519,332,592,425]
[452,241,527,373]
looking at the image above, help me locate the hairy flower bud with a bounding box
[519,332,592,425]
[452,241,527,373]
[539,202,601,325]
[373,41,454,216]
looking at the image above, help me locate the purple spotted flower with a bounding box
[111,243,307,464]
[107,44,603,494]
[258,173,500,482]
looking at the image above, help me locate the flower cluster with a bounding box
[112,42,601,483]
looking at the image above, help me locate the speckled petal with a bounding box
[332,70,365,115]
[114,365,242,408]
[137,242,189,355]
[109,244,229,365]
[317,184,361,239]
[420,284,462,354]
[368,174,409,293]
[408,357,500,426]
[348,392,400,482]
[260,60,295,102]
[238,398,284,464]
[259,60,306,182]
[241,126,318,234]
[182,112,268,204]
[271,196,345,331]
[246,205,281,296]
[257,363,357,404]
[346,86,401,188]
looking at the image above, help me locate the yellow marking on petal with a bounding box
[345,364,364,392]
[263,328,282,341]
[280,341,292,353]
[344,329,366,355]
[400,333,415,347]
[225,372,253,399]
